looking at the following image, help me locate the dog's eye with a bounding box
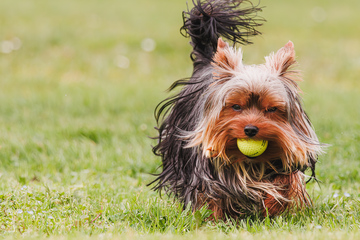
[266,107,277,113]
[232,104,242,111]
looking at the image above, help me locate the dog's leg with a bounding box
[196,194,224,220]
[262,171,310,216]
[206,199,224,220]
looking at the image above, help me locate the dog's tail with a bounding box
[181,0,263,66]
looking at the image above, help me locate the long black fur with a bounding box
[150,0,264,215]
[181,0,262,67]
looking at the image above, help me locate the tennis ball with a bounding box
[237,139,268,157]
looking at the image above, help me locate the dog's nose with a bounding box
[244,125,259,137]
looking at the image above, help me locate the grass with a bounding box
[0,0,359,239]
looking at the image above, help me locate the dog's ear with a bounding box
[265,41,296,76]
[217,37,229,49]
[212,38,243,79]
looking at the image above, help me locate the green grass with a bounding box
[0,0,359,239]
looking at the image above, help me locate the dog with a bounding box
[150,0,323,219]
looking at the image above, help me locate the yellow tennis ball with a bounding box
[237,139,268,157]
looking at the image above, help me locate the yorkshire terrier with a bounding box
[150,0,323,219]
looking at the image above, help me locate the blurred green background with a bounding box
[0,0,359,239]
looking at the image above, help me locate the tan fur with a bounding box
[212,38,243,80]
[262,171,311,216]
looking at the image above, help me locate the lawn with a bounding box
[0,0,359,239]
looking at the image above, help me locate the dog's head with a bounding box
[186,39,322,179]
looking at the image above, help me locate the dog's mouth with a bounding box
[225,139,283,162]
